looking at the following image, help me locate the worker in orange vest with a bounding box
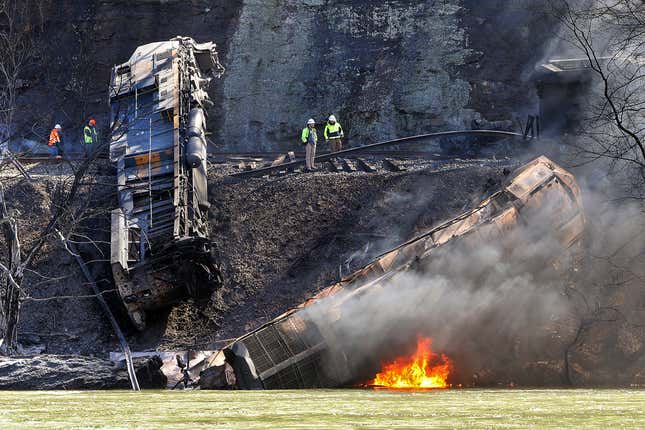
[48,124,62,157]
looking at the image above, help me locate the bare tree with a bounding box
[549,0,644,180]
[0,112,130,354]
[0,183,22,352]
[544,1,645,386]
[0,0,42,146]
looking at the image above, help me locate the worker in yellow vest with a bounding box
[82,119,98,156]
[324,115,344,153]
[83,119,98,145]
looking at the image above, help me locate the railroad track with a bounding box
[229,154,412,174]
[9,130,528,177]
[8,152,501,177]
[12,156,88,162]
[229,130,529,178]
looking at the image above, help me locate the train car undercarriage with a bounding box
[109,37,224,330]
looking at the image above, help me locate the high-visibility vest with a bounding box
[301,127,317,144]
[48,129,60,146]
[84,125,97,144]
[324,122,343,140]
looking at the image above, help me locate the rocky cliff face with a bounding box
[222,0,478,150]
[17,0,554,151]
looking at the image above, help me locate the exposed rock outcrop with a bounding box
[0,355,130,390]
[16,0,555,151]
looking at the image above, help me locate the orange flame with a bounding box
[371,336,452,389]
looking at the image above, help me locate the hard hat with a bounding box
[89,119,96,126]
[54,124,62,130]
[328,115,336,122]
[307,118,315,125]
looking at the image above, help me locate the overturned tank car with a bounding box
[207,156,585,389]
[109,37,224,330]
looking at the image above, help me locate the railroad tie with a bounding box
[329,158,344,172]
[343,158,358,172]
[383,158,406,172]
[271,154,287,166]
[356,158,377,173]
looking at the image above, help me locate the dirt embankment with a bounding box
[3,154,644,389]
[1,167,117,357]
[158,159,513,349]
[2,158,513,388]
[3,159,511,355]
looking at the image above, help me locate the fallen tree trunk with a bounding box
[0,183,22,354]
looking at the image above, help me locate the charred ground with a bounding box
[1,157,512,355]
[1,151,644,389]
[149,157,515,350]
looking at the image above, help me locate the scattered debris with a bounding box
[110,350,220,389]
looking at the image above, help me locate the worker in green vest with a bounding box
[83,119,98,146]
[301,118,318,171]
[324,115,344,153]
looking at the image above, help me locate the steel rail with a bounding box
[229,130,528,178]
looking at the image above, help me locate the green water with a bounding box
[0,389,643,429]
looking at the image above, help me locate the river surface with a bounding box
[1,389,644,429]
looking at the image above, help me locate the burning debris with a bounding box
[370,336,453,389]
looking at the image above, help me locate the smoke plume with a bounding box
[300,164,644,386]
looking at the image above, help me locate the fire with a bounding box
[371,336,452,389]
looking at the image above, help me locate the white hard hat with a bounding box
[54,124,62,129]
[328,115,336,122]
[307,118,315,125]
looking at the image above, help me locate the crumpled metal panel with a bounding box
[506,162,553,200]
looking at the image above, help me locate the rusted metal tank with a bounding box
[212,155,585,389]
[109,37,224,330]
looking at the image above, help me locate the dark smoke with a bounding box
[300,165,644,386]
[299,0,644,387]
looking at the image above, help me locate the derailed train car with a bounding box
[211,156,585,389]
[109,37,224,330]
